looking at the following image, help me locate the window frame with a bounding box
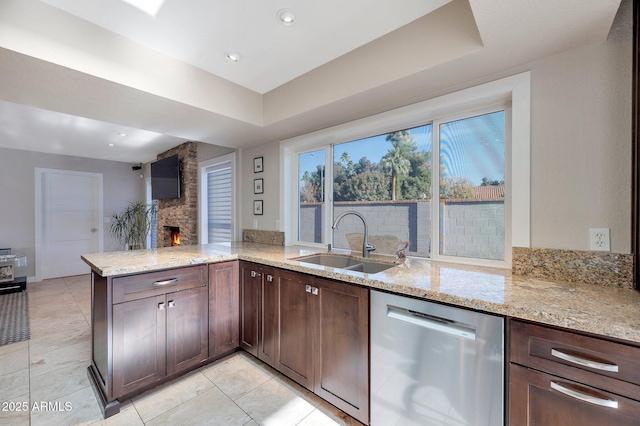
[145,178,157,249]
[431,104,511,267]
[281,72,530,268]
[297,147,331,245]
[198,152,237,244]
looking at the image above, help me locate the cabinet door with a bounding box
[112,294,167,397]
[239,262,260,356]
[314,278,369,424]
[166,286,209,375]
[510,364,640,425]
[258,266,277,367]
[276,270,314,390]
[209,262,239,358]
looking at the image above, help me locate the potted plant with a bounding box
[109,201,156,250]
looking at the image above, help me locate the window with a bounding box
[199,153,235,244]
[297,110,505,262]
[298,149,326,244]
[437,111,505,261]
[284,73,530,268]
[145,178,157,249]
[328,125,433,257]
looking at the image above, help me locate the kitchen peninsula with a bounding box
[82,242,640,424]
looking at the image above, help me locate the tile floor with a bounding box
[0,275,363,425]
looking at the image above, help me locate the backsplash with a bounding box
[512,247,633,289]
[242,229,285,246]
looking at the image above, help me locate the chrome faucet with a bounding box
[331,211,376,258]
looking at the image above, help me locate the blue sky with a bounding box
[299,111,505,187]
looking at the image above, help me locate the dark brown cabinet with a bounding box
[208,261,239,358]
[276,269,314,387]
[239,261,277,366]
[239,261,260,356]
[166,286,209,375]
[275,270,370,424]
[313,277,369,424]
[112,294,166,397]
[508,319,640,425]
[510,364,640,425]
[112,280,208,397]
[257,264,277,366]
[89,258,371,425]
[89,265,209,418]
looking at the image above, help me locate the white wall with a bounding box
[241,140,281,233]
[526,24,631,253]
[0,147,145,277]
[197,142,236,164]
[240,0,632,254]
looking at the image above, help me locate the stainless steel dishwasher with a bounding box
[371,290,504,426]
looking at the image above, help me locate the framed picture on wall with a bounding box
[254,200,263,215]
[254,178,264,194]
[254,156,263,173]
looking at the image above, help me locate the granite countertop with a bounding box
[81,242,640,345]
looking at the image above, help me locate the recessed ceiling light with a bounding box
[118,132,127,137]
[277,9,296,25]
[108,143,115,147]
[225,51,242,63]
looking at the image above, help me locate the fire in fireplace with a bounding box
[171,228,180,246]
[162,225,182,247]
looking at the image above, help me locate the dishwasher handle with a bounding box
[386,305,476,341]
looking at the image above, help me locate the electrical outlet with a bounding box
[253,219,258,229]
[589,228,610,252]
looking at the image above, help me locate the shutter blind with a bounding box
[207,166,232,243]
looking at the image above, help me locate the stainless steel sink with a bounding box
[293,253,396,274]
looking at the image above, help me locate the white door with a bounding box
[36,169,102,280]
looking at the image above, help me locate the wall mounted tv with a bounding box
[151,154,181,200]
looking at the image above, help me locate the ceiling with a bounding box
[0,0,624,164]
[39,0,451,94]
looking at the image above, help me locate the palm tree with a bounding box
[382,131,413,200]
[386,130,416,153]
[381,147,410,200]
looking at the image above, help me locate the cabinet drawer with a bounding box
[113,265,207,304]
[509,364,640,425]
[510,320,640,400]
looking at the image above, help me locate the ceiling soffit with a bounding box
[0,0,625,163]
[0,0,479,130]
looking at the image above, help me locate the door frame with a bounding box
[35,168,104,282]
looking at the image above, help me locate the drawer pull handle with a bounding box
[305,285,312,293]
[266,275,273,282]
[168,301,175,308]
[550,381,619,409]
[551,349,619,372]
[251,271,261,278]
[153,278,179,287]
[158,302,165,310]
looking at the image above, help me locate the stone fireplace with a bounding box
[164,226,181,247]
[156,142,198,248]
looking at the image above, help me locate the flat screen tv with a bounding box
[151,154,181,200]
